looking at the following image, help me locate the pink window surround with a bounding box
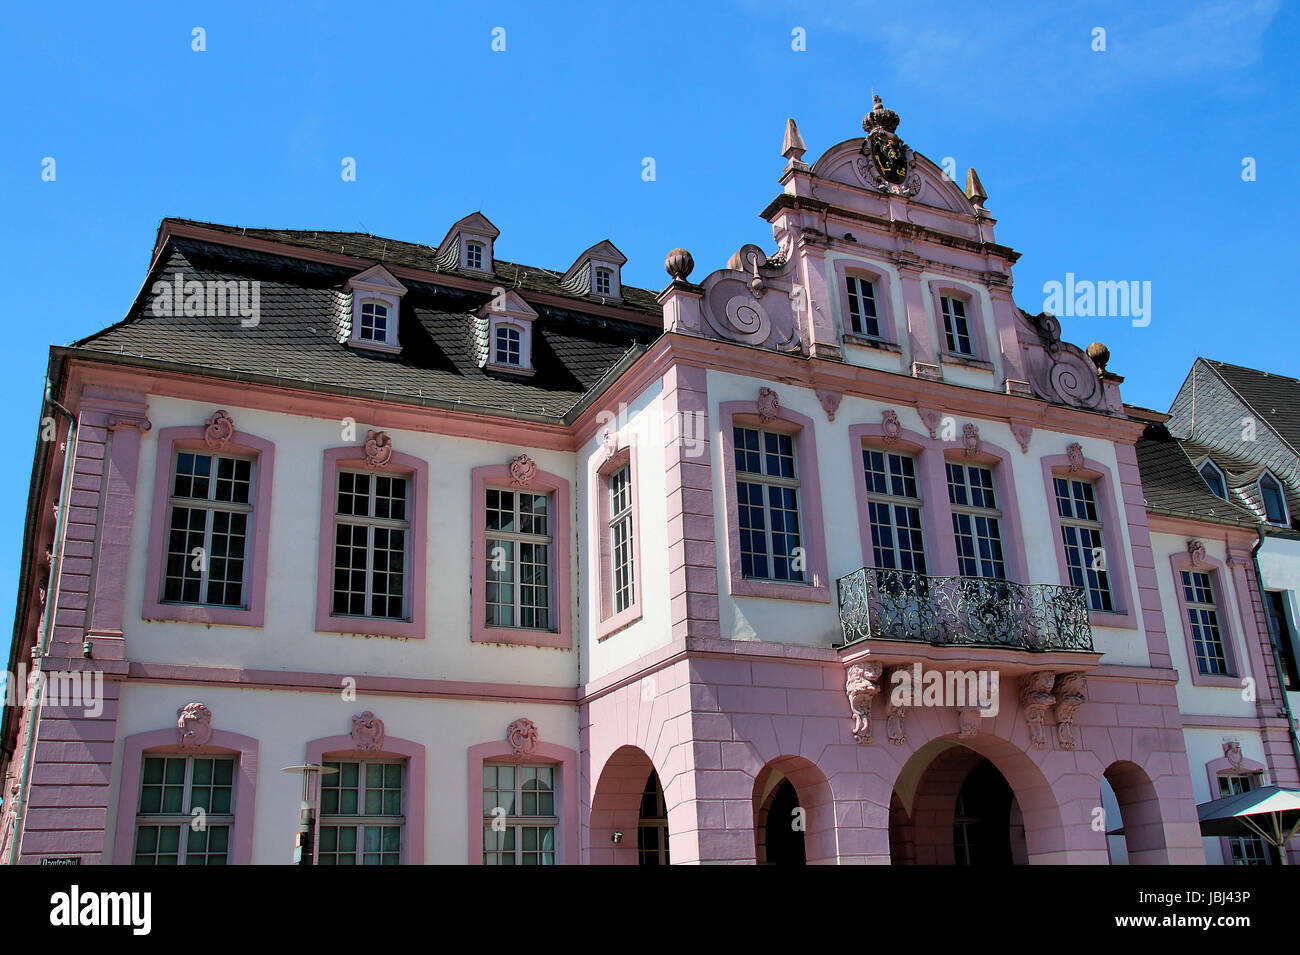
[142,424,275,627]
[845,425,1029,582]
[1204,754,1269,864]
[1169,551,1245,687]
[718,401,830,603]
[470,463,573,648]
[831,258,900,347]
[591,441,642,640]
[305,733,426,865]
[466,738,578,865]
[315,446,429,639]
[112,727,259,865]
[927,280,994,369]
[1040,453,1138,629]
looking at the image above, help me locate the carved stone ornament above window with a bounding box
[882,409,902,444]
[1187,539,1207,566]
[351,710,386,752]
[176,702,214,750]
[363,430,394,468]
[962,423,981,457]
[507,718,540,760]
[917,406,943,440]
[816,389,842,422]
[1223,739,1243,768]
[204,410,235,450]
[757,387,781,424]
[1066,442,1084,472]
[1010,421,1033,454]
[509,453,538,488]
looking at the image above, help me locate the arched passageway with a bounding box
[590,745,665,865]
[752,756,835,865]
[1103,761,1168,865]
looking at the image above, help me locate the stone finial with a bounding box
[782,117,806,162]
[664,248,694,282]
[965,167,988,209]
[1087,341,1110,375]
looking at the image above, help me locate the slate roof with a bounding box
[1179,437,1300,534]
[73,228,664,419]
[1202,359,1300,456]
[1133,417,1259,527]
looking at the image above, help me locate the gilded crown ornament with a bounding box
[856,93,921,196]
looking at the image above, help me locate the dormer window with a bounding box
[845,275,880,338]
[343,265,406,354]
[560,241,626,303]
[940,296,972,355]
[594,268,612,296]
[466,241,485,272]
[494,325,522,367]
[1199,460,1227,500]
[1260,472,1289,525]
[434,213,500,275]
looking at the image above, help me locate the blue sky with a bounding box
[0,0,1295,663]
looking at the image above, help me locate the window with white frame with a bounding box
[940,296,973,356]
[494,325,522,367]
[164,451,253,607]
[485,488,552,629]
[331,470,409,619]
[318,759,404,865]
[1260,472,1288,525]
[863,449,927,575]
[1181,569,1229,675]
[594,267,612,296]
[609,464,635,614]
[465,241,485,271]
[845,275,881,338]
[134,755,234,865]
[734,426,804,582]
[358,301,390,343]
[1054,477,1112,611]
[482,763,557,864]
[1217,773,1270,864]
[1200,460,1227,499]
[947,462,1005,579]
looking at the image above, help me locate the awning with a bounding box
[1106,786,1300,863]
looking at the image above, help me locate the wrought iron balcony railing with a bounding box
[836,567,1094,652]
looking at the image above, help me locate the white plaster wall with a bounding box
[576,381,675,683]
[705,369,1146,664]
[125,396,580,687]
[107,682,578,864]
[1258,536,1300,712]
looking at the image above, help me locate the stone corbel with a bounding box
[846,662,883,744]
[106,415,152,433]
[1053,673,1087,750]
[917,406,943,440]
[885,665,908,745]
[816,388,842,422]
[1020,671,1057,750]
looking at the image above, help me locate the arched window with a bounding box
[1199,460,1227,500]
[1260,472,1288,525]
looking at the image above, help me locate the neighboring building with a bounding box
[0,99,1226,865]
[1131,404,1300,863]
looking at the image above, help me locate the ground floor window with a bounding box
[318,759,405,865]
[134,755,235,865]
[1217,773,1271,865]
[482,763,557,864]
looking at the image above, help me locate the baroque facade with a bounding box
[2,99,1296,864]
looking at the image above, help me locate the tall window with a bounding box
[494,325,522,367]
[594,268,612,295]
[1182,570,1228,675]
[638,770,670,866]
[1200,461,1227,499]
[134,755,234,865]
[845,275,880,338]
[1054,477,1112,611]
[486,488,552,629]
[482,763,557,864]
[359,302,388,342]
[947,462,1005,579]
[734,426,804,582]
[863,449,927,574]
[318,760,404,865]
[164,451,253,607]
[1217,774,1270,865]
[332,470,409,619]
[1265,591,1300,690]
[1260,473,1288,525]
[465,241,485,271]
[940,296,972,355]
[609,464,635,614]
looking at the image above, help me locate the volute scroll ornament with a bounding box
[509,453,538,488]
[203,411,235,450]
[363,430,394,468]
[507,718,540,760]
[881,409,902,444]
[1187,539,1207,567]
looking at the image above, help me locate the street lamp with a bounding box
[282,763,337,865]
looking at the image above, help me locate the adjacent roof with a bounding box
[1134,419,1259,527]
[1179,436,1300,534]
[1200,359,1300,456]
[73,224,665,419]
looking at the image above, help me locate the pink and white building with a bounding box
[3,98,1294,865]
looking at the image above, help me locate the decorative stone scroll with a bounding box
[1020,671,1057,750]
[962,423,981,457]
[1066,442,1084,473]
[846,662,882,744]
[203,411,235,450]
[507,718,540,759]
[363,430,394,468]
[1053,673,1087,750]
[509,453,538,488]
[757,387,781,424]
[107,415,152,433]
[176,702,214,750]
[351,711,386,752]
[881,409,902,444]
[1187,539,1207,567]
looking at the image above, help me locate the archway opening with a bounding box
[763,780,806,865]
[590,745,661,865]
[751,756,834,864]
[1103,761,1168,865]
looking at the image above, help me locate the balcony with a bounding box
[836,568,1094,653]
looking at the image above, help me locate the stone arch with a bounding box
[1103,760,1167,865]
[589,745,659,865]
[752,755,835,865]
